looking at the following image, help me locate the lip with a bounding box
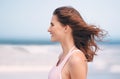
[51,34,53,37]
[49,33,53,37]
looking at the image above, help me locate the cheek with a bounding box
[56,31,65,39]
[49,27,55,33]
[52,25,65,36]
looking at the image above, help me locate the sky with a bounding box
[0,0,120,41]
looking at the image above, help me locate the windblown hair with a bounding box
[53,6,107,62]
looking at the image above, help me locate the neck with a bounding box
[60,38,75,55]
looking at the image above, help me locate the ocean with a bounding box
[0,43,120,79]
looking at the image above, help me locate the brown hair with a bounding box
[53,6,106,62]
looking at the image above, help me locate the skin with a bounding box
[48,15,88,79]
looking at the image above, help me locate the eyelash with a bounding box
[51,23,54,26]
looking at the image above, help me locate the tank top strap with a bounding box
[59,49,80,70]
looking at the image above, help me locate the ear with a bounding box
[64,25,68,32]
[64,25,71,33]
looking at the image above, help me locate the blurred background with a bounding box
[0,0,120,79]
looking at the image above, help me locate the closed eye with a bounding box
[50,22,54,26]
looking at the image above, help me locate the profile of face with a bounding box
[48,15,66,42]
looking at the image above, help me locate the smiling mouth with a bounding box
[50,32,53,36]
[50,33,53,37]
[51,35,53,37]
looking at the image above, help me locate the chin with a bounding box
[51,39,58,42]
[51,37,59,42]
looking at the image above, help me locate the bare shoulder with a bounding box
[67,50,88,79]
[68,50,87,66]
[70,51,87,63]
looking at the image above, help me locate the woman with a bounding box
[48,6,106,79]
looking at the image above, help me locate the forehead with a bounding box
[51,15,65,26]
[51,15,59,23]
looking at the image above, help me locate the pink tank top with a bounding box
[48,46,80,79]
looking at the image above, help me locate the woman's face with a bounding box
[48,15,66,42]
